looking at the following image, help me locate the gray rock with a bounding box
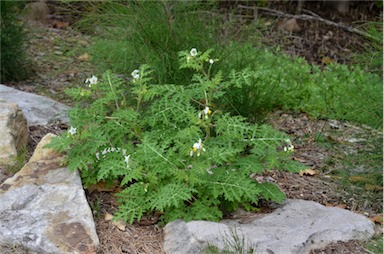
[0,134,99,254]
[0,102,29,166]
[0,84,69,126]
[163,199,375,254]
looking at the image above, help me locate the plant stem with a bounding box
[106,72,120,110]
[136,95,142,112]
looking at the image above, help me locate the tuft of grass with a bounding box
[364,235,383,254]
[89,195,103,220]
[0,146,28,176]
[352,20,383,75]
[75,0,220,85]
[203,226,254,254]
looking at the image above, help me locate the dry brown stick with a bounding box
[237,4,375,40]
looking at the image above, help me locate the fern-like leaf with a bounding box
[257,182,285,203]
[149,183,196,212]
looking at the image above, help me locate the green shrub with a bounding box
[72,1,382,129]
[49,49,302,223]
[307,64,383,129]
[216,42,382,129]
[217,43,315,122]
[0,0,32,82]
[75,0,220,85]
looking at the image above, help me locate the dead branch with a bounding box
[237,4,375,40]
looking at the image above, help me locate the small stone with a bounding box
[346,138,366,143]
[278,18,301,33]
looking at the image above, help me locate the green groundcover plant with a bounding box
[218,42,383,129]
[49,49,303,224]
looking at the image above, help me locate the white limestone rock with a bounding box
[0,134,99,254]
[0,84,69,126]
[164,199,375,254]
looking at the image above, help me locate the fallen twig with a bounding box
[237,4,375,40]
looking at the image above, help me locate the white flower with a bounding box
[96,147,127,161]
[124,155,131,164]
[85,75,98,87]
[193,138,203,150]
[284,139,294,152]
[209,59,214,64]
[190,138,206,157]
[206,168,214,175]
[190,48,198,57]
[284,145,294,152]
[68,126,77,135]
[203,107,211,115]
[199,106,212,119]
[131,69,140,80]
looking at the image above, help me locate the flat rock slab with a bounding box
[0,84,69,126]
[0,134,99,254]
[164,199,375,254]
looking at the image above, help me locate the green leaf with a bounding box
[115,183,149,224]
[205,168,260,203]
[149,183,196,212]
[257,182,285,203]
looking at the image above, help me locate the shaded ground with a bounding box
[2,1,382,253]
[234,0,382,69]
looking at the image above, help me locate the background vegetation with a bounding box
[75,1,220,85]
[71,0,382,129]
[0,0,32,82]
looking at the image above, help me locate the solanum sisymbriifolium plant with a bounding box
[49,48,303,224]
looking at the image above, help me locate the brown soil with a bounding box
[2,1,382,253]
[233,0,382,69]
